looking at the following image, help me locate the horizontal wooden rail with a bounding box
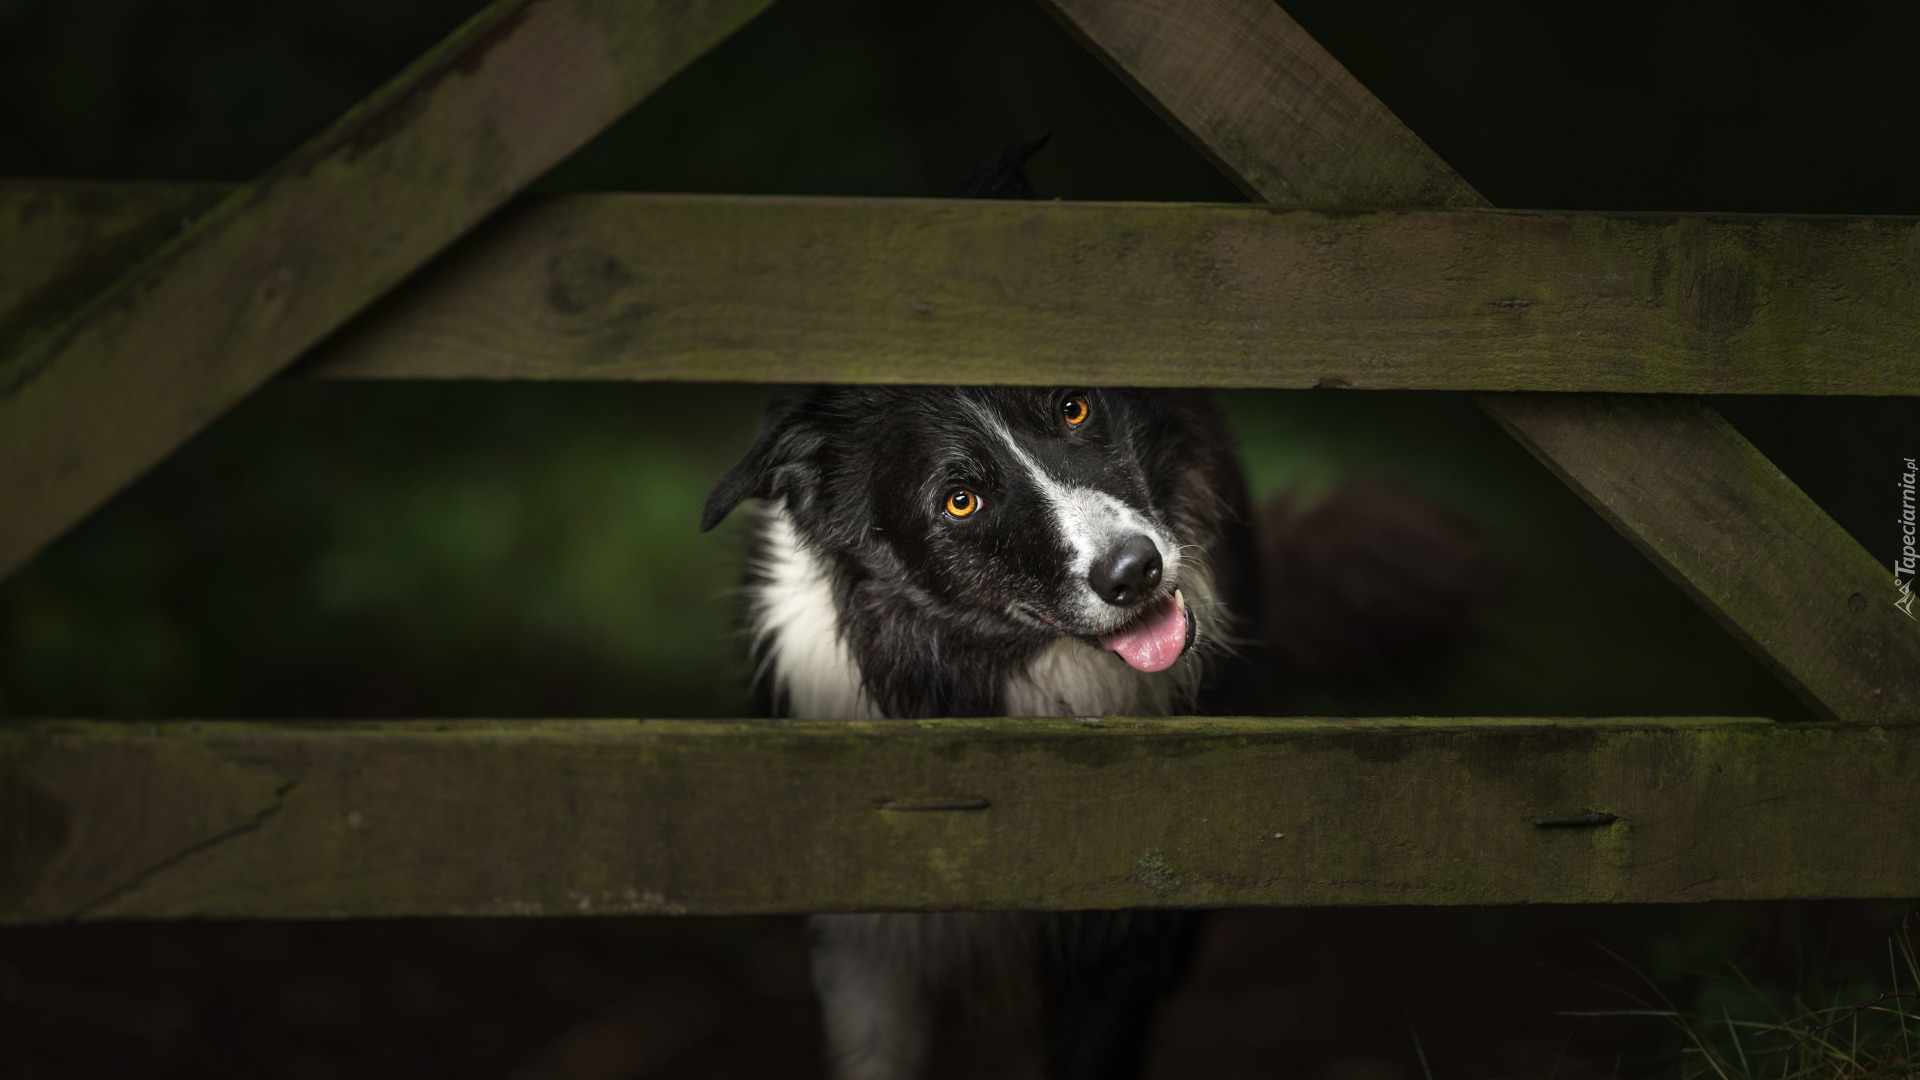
[3,716,1917,923]
[6,183,1919,394]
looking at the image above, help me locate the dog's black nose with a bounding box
[1089,534,1162,606]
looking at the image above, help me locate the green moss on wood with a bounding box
[0,182,227,355]
[9,188,1918,395]
[297,195,1920,394]
[1136,849,1181,896]
[5,716,1918,922]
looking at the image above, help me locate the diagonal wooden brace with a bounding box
[0,0,776,582]
[1040,0,1920,722]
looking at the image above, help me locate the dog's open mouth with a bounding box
[1098,589,1194,673]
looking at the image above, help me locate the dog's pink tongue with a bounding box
[1099,592,1189,673]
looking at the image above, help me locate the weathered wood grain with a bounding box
[0,182,227,353]
[9,184,1918,393]
[4,716,1917,922]
[1045,0,1919,724]
[0,0,775,582]
[304,196,1920,391]
[1490,396,1920,723]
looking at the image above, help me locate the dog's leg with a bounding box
[809,915,937,1080]
[1038,911,1198,1080]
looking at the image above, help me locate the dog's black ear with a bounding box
[700,388,816,532]
[701,445,771,533]
[954,132,1051,200]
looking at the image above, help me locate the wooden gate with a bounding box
[3,0,1917,923]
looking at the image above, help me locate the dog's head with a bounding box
[702,386,1214,673]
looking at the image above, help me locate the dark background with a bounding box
[1,0,1917,1076]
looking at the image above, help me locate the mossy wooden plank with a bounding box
[1488,395,1920,723]
[13,187,1920,394]
[292,194,1920,392]
[0,0,776,583]
[0,182,227,354]
[1048,0,1912,725]
[4,716,1919,922]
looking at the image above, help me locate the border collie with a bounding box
[699,137,1503,1079]
[701,382,1257,720]
[700,377,1253,1079]
[698,140,1256,1079]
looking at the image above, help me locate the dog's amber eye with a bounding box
[1062,395,1090,426]
[944,489,981,518]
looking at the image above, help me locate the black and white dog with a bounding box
[700,380,1253,1079]
[700,146,1257,1075]
[701,382,1258,721]
[699,138,1502,1079]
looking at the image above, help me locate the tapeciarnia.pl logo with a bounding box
[1899,457,1917,620]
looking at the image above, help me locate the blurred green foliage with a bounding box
[0,0,1913,728]
[2,384,764,717]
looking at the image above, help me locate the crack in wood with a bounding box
[65,779,298,921]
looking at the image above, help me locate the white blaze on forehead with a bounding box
[965,402,1181,626]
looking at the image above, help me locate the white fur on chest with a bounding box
[750,503,1207,720]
